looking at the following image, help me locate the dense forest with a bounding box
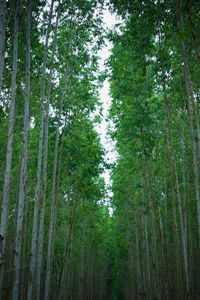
[0,0,200,299]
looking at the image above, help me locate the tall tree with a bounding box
[0,0,6,94]
[27,1,55,298]
[12,0,31,298]
[0,0,20,294]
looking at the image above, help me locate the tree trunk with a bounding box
[44,20,72,300]
[35,7,60,299]
[20,200,29,300]
[176,0,200,241]
[135,212,141,298]
[156,212,171,299]
[12,1,31,298]
[163,75,189,294]
[26,1,55,298]
[79,228,85,300]
[187,0,200,64]
[141,211,147,298]
[0,0,6,94]
[56,200,77,299]
[144,211,151,294]
[144,166,160,298]
[147,159,171,297]
[0,0,20,295]
[181,118,188,246]
[163,95,181,294]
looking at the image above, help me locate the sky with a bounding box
[95,4,120,213]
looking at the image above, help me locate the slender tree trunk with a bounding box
[55,193,71,299]
[35,7,60,299]
[12,1,31,298]
[56,200,77,299]
[140,168,151,298]
[141,211,147,298]
[86,231,92,300]
[156,212,171,299]
[50,108,71,274]
[27,1,54,298]
[44,116,63,300]
[163,76,189,294]
[147,160,171,297]
[20,201,29,300]
[144,211,151,294]
[0,0,6,94]
[135,212,141,298]
[0,0,20,295]
[187,0,200,64]
[144,166,160,298]
[163,96,181,294]
[176,0,200,241]
[56,189,71,300]
[79,226,84,299]
[90,241,94,300]
[184,79,200,240]
[181,119,187,246]
[44,21,72,300]
[67,226,74,300]
[158,27,189,294]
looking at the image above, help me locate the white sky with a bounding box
[95,4,120,213]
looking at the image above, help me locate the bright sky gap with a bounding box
[95,3,118,215]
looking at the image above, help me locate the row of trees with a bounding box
[0,0,112,299]
[108,0,200,299]
[2,0,200,299]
